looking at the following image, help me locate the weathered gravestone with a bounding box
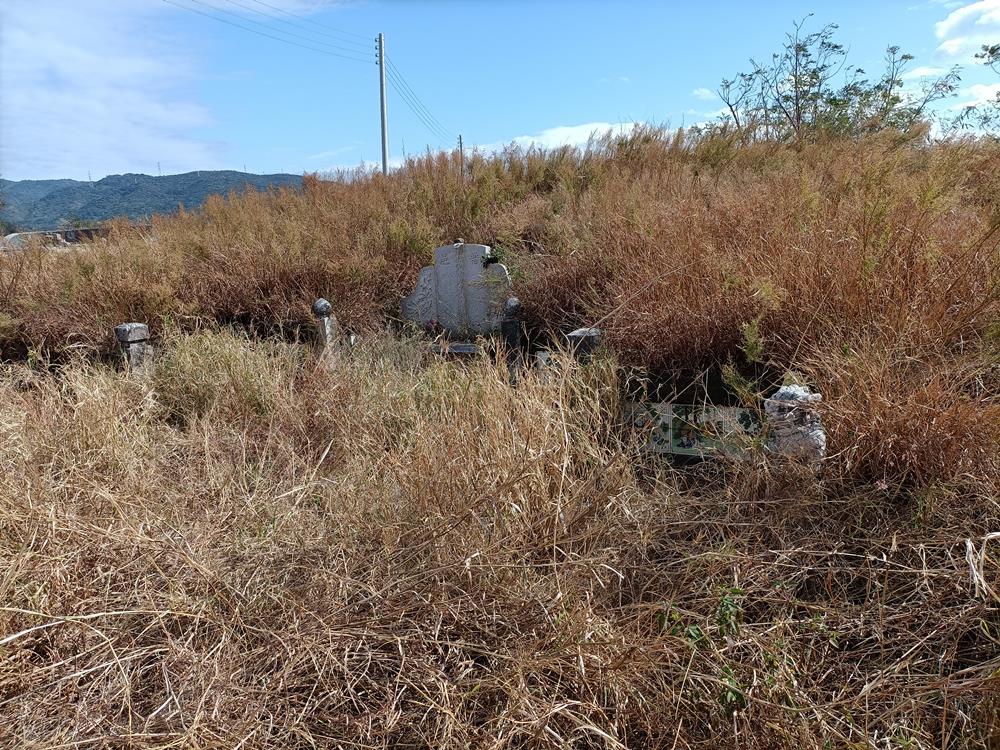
[625,385,826,466]
[401,242,512,339]
[567,327,602,360]
[625,402,762,457]
[763,384,826,465]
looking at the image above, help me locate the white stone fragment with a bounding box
[764,384,826,466]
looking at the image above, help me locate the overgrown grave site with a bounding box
[0,129,999,748]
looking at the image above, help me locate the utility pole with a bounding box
[458,134,464,183]
[377,32,388,176]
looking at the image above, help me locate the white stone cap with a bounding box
[768,384,821,402]
[114,323,149,343]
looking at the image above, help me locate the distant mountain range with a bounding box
[0,170,303,232]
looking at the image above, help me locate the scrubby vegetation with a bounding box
[1,126,998,747]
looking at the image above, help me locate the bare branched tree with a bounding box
[711,18,960,142]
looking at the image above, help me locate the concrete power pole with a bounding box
[377,32,389,176]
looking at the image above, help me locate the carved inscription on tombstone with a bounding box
[401,243,512,338]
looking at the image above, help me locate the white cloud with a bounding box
[901,65,948,79]
[934,0,1000,60]
[598,76,631,85]
[317,156,404,177]
[910,0,969,9]
[951,81,1000,107]
[692,87,717,101]
[324,122,646,172]
[306,144,361,161]
[476,122,640,153]
[0,0,223,180]
[0,0,348,181]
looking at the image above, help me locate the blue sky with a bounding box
[2,0,998,180]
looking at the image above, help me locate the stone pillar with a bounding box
[567,327,602,360]
[500,297,522,354]
[534,349,554,369]
[114,323,153,374]
[312,298,341,357]
[764,385,826,467]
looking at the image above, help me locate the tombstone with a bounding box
[114,323,153,374]
[501,297,523,354]
[764,384,826,466]
[567,327,602,359]
[401,242,512,339]
[625,402,762,457]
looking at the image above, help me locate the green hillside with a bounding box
[0,170,303,231]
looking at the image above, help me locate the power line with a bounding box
[238,0,369,42]
[385,68,444,138]
[158,9,461,167]
[217,0,371,52]
[385,69,451,143]
[386,65,452,141]
[180,0,372,59]
[389,72,451,141]
[161,0,371,63]
[385,57,454,140]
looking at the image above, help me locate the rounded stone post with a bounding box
[312,298,341,357]
[114,323,153,374]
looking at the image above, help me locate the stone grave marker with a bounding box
[625,385,825,465]
[567,327,602,359]
[401,242,512,338]
[312,298,335,342]
[625,402,762,457]
[114,322,154,374]
[763,384,826,465]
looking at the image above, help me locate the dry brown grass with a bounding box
[1,129,999,747]
[0,334,997,748]
[4,129,996,362]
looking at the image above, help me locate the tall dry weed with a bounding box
[0,129,998,746]
[0,333,997,747]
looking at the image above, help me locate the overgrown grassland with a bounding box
[1,129,999,747]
